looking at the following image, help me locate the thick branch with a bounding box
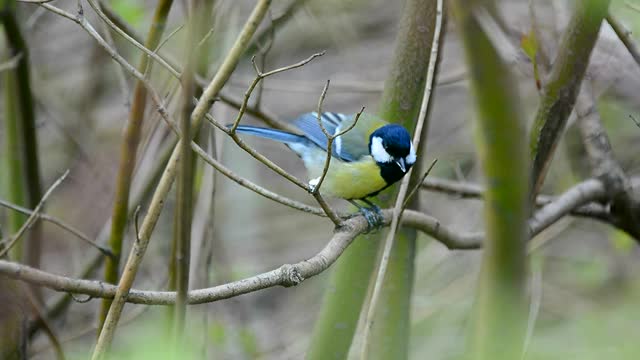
[0,177,610,307]
[576,85,640,240]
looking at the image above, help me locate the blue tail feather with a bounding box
[234,125,308,144]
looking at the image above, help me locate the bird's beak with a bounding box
[395,158,407,173]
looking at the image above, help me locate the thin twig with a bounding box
[83,0,178,79]
[218,52,325,192]
[92,2,273,358]
[156,23,185,53]
[606,14,640,67]
[218,92,297,132]
[39,5,323,224]
[307,80,363,226]
[38,0,291,137]
[191,143,331,216]
[311,82,362,194]
[361,0,444,356]
[402,159,438,210]
[228,51,325,133]
[97,9,130,104]
[0,199,113,258]
[630,115,640,129]
[0,170,69,258]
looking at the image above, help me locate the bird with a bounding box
[234,112,416,226]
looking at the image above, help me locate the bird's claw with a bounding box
[359,206,384,232]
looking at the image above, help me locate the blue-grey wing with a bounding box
[293,112,359,162]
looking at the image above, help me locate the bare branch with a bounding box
[92,1,274,358]
[228,51,325,133]
[527,178,606,233]
[0,175,620,309]
[308,83,360,225]
[306,81,358,226]
[209,52,326,194]
[0,199,113,258]
[402,159,438,210]
[576,85,640,240]
[606,14,640,67]
[0,170,69,258]
[191,143,330,216]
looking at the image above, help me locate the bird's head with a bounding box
[369,124,416,174]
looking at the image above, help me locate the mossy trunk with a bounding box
[307,1,438,358]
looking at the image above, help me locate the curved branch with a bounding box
[0,177,611,307]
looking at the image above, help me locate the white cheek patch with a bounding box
[405,143,417,165]
[371,136,392,163]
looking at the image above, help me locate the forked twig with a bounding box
[0,170,70,258]
[306,80,364,225]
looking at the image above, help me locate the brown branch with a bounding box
[0,199,113,258]
[92,1,273,357]
[576,84,640,240]
[220,52,326,192]
[191,143,330,216]
[0,177,613,307]
[606,14,640,67]
[0,170,69,258]
[308,81,363,226]
[421,176,626,222]
[40,1,333,229]
[402,159,438,210]
[217,92,298,132]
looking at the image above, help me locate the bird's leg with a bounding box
[348,199,384,231]
[361,198,385,228]
[360,198,382,216]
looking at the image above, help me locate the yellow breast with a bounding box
[308,156,387,200]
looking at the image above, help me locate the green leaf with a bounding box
[111,0,145,26]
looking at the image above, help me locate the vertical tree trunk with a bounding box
[307,1,438,358]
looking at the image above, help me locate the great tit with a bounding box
[235,112,416,219]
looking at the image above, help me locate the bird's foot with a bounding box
[347,200,385,232]
[358,205,384,232]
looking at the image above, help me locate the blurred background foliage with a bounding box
[1,0,640,358]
